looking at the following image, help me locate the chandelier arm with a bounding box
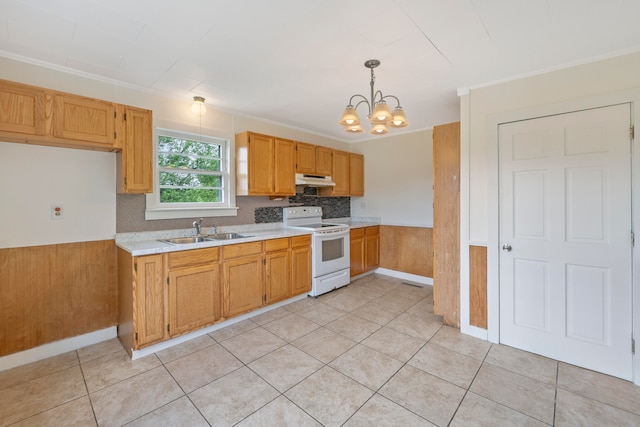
[380,94,402,108]
[348,94,372,115]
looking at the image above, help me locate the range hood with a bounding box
[295,173,336,187]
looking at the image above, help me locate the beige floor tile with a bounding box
[0,351,79,390]
[262,313,321,341]
[292,327,357,363]
[126,396,209,427]
[344,394,436,427]
[248,344,323,392]
[557,362,640,415]
[406,298,436,318]
[450,392,547,427]
[469,363,555,425]
[164,343,243,392]
[361,326,425,362]
[0,366,87,427]
[386,312,442,341]
[155,334,216,364]
[319,292,369,312]
[485,344,557,385]
[285,366,374,426]
[325,313,381,342]
[90,366,183,427]
[284,296,321,312]
[81,351,161,393]
[209,319,258,342]
[409,343,482,388]
[250,306,292,325]
[236,395,322,426]
[555,389,640,426]
[77,338,126,364]
[392,283,432,300]
[219,327,286,364]
[330,344,403,391]
[296,302,347,325]
[375,294,418,312]
[350,302,400,325]
[429,326,491,361]
[379,365,466,427]
[11,396,96,427]
[189,366,279,427]
[340,285,386,302]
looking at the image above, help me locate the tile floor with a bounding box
[2,274,640,426]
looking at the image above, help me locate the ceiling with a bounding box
[1,0,639,142]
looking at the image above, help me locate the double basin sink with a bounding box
[159,233,249,245]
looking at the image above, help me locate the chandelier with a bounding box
[339,59,408,135]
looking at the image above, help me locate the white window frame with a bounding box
[145,127,237,220]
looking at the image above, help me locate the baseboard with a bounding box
[374,268,433,286]
[0,326,117,372]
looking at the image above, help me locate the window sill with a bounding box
[145,207,239,220]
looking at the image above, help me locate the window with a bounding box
[145,128,237,219]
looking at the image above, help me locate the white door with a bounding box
[499,103,633,380]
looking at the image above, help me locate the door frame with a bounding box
[484,89,640,385]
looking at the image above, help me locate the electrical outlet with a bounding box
[51,204,64,220]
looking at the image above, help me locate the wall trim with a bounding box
[374,268,433,286]
[0,327,116,372]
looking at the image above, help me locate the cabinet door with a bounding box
[53,93,115,146]
[248,133,274,194]
[331,150,350,196]
[350,228,365,277]
[265,250,291,304]
[316,146,333,176]
[364,226,380,271]
[168,263,221,337]
[134,254,165,347]
[0,80,46,135]
[296,141,316,174]
[119,106,153,194]
[223,255,264,317]
[349,153,365,196]
[291,243,312,295]
[273,138,296,195]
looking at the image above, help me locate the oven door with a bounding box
[313,228,350,278]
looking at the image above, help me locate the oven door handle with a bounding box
[316,228,350,237]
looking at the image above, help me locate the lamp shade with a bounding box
[370,123,389,135]
[370,101,392,123]
[389,106,408,128]
[339,105,361,126]
[191,96,206,116]
[345,123,364,133]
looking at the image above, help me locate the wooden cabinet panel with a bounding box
[349,153,365,196]
[331,150,350,196]
[433,122,461,328]
[364,226,380,270]
[316,146,333,176]
[350,228,365,277]
[168,247,219,269]
[296,141,316,173]
[0,80,46,135]
[134,254,165,347]
[53,93,115,146]
[274,138,296,195]
[291,243,312,295]
[168,263,221,337]
[247,133,274,194]
[118,105,153,194]
[265,250,290,304]
[223,254,264,317]
[223,241,262,259]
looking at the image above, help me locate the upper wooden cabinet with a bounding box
[296,142,333,176]
[319,149,350,196]
[0,80,46,136]
[349,153,364,196]
[236,131,296,196]
[116,105,153,194]
[52,93,115,147]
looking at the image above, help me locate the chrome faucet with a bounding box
[193,218,203,236]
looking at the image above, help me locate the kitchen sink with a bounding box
[159,236,214,245]
[208,233,248,240]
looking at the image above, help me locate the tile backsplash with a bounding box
[255,188,350,223]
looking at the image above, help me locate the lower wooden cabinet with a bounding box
[265,238,291,304]
[350,226,380,277]
[223,256,264,317]
[291,235,312,295]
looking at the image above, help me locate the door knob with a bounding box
[502,244,512,252]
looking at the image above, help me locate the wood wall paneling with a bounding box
[0,240,117,357]
[379,225,433,278]
[469,245,488,329]
[433,122,461,328]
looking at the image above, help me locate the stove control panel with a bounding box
[283,206,322,219]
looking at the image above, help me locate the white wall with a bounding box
[350,130,433,227]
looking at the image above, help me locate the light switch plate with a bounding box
[51,204,64,220]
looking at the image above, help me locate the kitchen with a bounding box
[2,1,640,424]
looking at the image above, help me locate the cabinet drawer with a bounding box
[291,234,311,247]
[223,241,263,259]
[350,228,365,239]
[168,247,220,268]
[265,238,289,252]
[365,226,380,236]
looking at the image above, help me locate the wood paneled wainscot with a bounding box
[379,225,433,278]
[1,241,117,357]
[469,245,488,329]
